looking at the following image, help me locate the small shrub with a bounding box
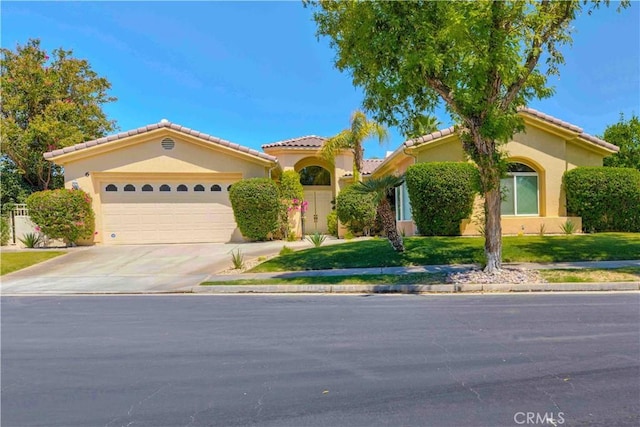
[26,189,95,245]
[538,223,546,237]
[257,256,266,262]
[327,210,338,237]
[406,162,480,236]
[279,245,294,256]
[336,185,376,234]
[286,229,299,241]
[560,220,576,235]
[229,178,280,240]
[231,249,244,269]
[19,232,42,248]
[0,215,10,246]
[343,230,355,240]
[307,232,326,247]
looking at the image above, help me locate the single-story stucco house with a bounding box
[44,108,618,245]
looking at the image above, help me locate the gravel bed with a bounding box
[447,268,546,284]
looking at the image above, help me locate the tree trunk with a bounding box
[378,198,404,252]
[483,186,502,274]
[470,129,503,274]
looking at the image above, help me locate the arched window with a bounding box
[194,184,205,192]
[501,163,538,216]
[177,184,188,192]
[105,184,118,192]
[227,184,233,191]
[299,166,331,185]
[211,184,222,192]
[124,184,135,192]
[160,184,171,192]
[142,184,153,192]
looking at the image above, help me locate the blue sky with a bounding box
[2,1,638,159]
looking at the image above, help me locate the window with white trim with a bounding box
[395,182,412,221]
[501,163,539,216]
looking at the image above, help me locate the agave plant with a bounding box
[19,232,43,248]
[353,174,405,252]
[307,232,327,248]
[230,249,244,270]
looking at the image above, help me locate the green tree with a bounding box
[309,0,628,273]
[0,39,116,192]
[354,175,405,252]
[321,110,388,182]
[602,113,640,170]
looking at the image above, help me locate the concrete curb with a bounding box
[195,281,640,294]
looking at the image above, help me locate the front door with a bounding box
[303,188,332,234]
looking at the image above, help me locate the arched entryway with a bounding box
[295,159,334,234]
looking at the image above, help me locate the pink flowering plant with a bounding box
[26,188,95,246]
[277,170,305,239]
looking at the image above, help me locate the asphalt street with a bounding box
[2,294,639,427]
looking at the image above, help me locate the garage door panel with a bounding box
[101,183,237,244]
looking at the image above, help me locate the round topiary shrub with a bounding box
[229,178,280,241]
[405,162,480,236]
[563,167,640,232]
[26,188,95,245]
[336,185,376,234]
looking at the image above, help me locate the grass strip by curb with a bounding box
[201,268,639,286]
[202,273,447,286]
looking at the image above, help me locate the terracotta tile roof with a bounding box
[342,159,385,177]
[403,126,456,148]
[262,135,327,149]
[367,108,618,177]
[402,108,617,152]
[518,107,618,152]
[362,159,385,174]
[44,120,277,162]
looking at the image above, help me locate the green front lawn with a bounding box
[250,233,640,272]
[1,251,66,275]
[203,273,447,286]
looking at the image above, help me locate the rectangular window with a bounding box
[501,175,538,216]
[395,182,412,221]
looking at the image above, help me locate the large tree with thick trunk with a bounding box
[1,39,116,193]
[308,0,628,273]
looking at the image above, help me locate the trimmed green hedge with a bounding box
[229,178,280,241]
[0,215,9,246]
[336,185,376,234]
[563,167,640,232]
[406,162,480,236]
[26,189,95,245]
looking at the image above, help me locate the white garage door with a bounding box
[101,182,237,244]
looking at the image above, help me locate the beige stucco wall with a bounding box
[59,134,271,244]
[401,122,611,236]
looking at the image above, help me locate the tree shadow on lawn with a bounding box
[502,233,640,263]
[251,237,485,272]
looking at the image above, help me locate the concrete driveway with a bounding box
[1,239,320,294]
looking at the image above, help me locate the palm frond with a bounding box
[353,174,404,204]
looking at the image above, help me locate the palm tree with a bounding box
[354,174,405,252]
[321,110,388,182]
[406,114,441,139]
